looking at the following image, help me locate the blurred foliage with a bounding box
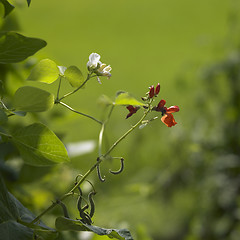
[1,0,240,240]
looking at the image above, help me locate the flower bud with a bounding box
[155,83,160,95]
[149,86,154,98]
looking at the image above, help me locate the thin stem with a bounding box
[104,108,150,157]
[0,131,11,139]
[56,76,62,100]
[58,101,102,125]
[58,74,94,101]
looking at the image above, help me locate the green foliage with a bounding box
[0,0,14,17]
[56,217,133,240]
[114,91,145,106]
[11,123,70,166]
[27,59,60,84]
[0,32,46,63]
[13,86,54,112]
[64,65,84,88]
[0,109,8,124]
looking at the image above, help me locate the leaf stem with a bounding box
[58,101,102,125]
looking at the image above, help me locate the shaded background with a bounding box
[1,0,240,239]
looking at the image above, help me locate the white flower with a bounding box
[87,53,101,70]
[97,63,112,79]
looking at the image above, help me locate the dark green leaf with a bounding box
[11,123,70,166]
[27,59,60,84]
[0,0,15,17]
[64,65,84,87]
[0,221,33,240]
[114,91,145,106]
[13,86,54,112]
[55,217,133,240]
[0,109,8,124]
[0,32,47,64]
[0,175,19,222]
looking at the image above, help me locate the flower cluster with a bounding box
[87,53,112,83]
[126,84,179,127]
[153,99,179,127]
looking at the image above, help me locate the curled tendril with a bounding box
[88,191,97,218]
[96,159,106,182]
[77,186,92,225]
[109,158,124,175]
[75,174,96,193]
[56,199,70,218]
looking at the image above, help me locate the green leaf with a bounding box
[114,91,145,106]
[27,59,60,84]
[11,123,70,166]
[98,94,113,107]
[64,65,84,88]
[55,217,133,240]
[0,175,19,222]
[0,0,15,17]
[13,86,54,112]
[0,221,33,240]
[0,109,8,124]
[0,32,47,64]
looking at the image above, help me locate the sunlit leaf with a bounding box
[0,109,8,124]
[64,66,84,88]
[0,32,47,63]
[13,86,54,112]
[55,217,133,240]
[12,123,70,166]
[114,91,145,106]
[27,59,60,84]
[0,0,14,17]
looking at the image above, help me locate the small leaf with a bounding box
[114,91,145,106]
[55,217,133,240]
[13,86,54,112]
[64,66,84,88]
[0,0,15,17]
[27,59,60,84]
[0,109,8,124]
[0,32,47,63]
[11,123,70,166]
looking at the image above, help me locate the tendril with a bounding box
[109,158,124,175]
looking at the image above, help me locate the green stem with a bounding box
[56,76,62,100]
[30,160,101,225]
[103,108,150,157]
[58,101,102,125]
[58,74,92,101]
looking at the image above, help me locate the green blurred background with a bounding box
[1,0,240,239]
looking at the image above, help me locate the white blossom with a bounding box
[87,53,101,70]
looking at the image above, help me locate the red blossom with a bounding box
[126,105,139,119]
[153,99,179,127]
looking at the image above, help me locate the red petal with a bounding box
[127,105,134,112]
[166,106,179,113]
[161,113,177,127]
[157,99,166,109]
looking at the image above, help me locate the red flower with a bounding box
[126,105,139,119]
[154,99,179,127]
